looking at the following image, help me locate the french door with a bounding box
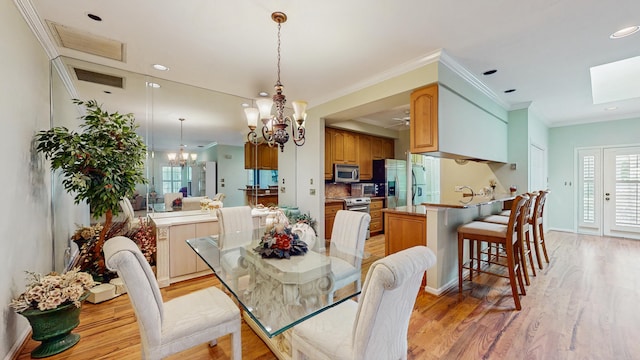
[578,146,640,239]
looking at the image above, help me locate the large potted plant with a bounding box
[35,99,147,276]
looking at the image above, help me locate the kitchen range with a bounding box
[327,196,372,239]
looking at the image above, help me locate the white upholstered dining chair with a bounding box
[328,210,371,303]
[216,206,254,289]
[291,245,436,360]
[104,236,241,360]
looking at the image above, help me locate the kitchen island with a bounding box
[383,194,515,295]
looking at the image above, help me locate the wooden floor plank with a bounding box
[15,231,640,359]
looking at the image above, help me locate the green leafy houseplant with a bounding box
[35,99,147,275]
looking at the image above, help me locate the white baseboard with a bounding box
[424,277,458,296]
[4,327,30,360]
[547,227,575,233]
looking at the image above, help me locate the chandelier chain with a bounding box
[276,22,282,85]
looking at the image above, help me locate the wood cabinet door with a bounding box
[332,130,345,163]
[270,144,278,169]
[344,131,358,164]
[324,129,334,179]
[382,138,395,159]
[371,137,384,159]
[324,203,344,239]
[358,135,373,180]
[169,224,197,278]
[384,213,426,256]
[244,142,258,169]
[258,143,271,169]
[410,83,439,153]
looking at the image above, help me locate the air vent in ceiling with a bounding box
[47,21,125,62]
[74,68,124,88]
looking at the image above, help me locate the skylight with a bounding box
[590,55,640,104]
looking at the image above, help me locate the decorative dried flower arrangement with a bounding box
[9,268,95,313]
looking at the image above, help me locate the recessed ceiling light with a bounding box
[103,90,111,94]
[241,103,249,108]
[504,89,516,93]
[87,13,102,21]
[146,82,161,88]
[605,106,618,111]
[259,92,269,97]
[483,69,497,75]
[152,64,169,71]
[610,25,640,39]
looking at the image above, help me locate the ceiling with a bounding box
[21,0,640,150]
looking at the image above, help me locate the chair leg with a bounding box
[517,232,530,286]
[531,222,542,269]
[524,229,536,277]
[458,233,464,293]
[231,329,242,360]
[539,223,550,263]
[505,244,522,310]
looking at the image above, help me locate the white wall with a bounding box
[1,0,53,357]
[215,145,245,207]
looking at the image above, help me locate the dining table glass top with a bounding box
[186,228,368,338]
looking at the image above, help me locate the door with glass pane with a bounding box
[578,149,602,235]
[603,147,640,239]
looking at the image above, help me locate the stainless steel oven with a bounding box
[344,197,371,239]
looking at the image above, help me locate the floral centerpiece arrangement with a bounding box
[172,198,182,209]
[200,197,222,211]
[254,223,308,259]
[288,212,318,236]
[10,268,96,313]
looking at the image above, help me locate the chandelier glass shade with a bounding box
[168,118,197,167]
[246,11,307,152]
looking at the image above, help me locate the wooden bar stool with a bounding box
[530,190,550,269]
[457,194,529,310]
[481,192,538,284]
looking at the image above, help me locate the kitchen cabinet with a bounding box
[372,137,395,160]
[410,83,439,154]
[384,212,426,256]
[369,198,384,235]
[358,135,373,180]
[333,130,358,165]
[325,202,344,240]
[410,83,507,162]
[244,142,278,170]
[167,220,219,280]
[324,128,334,180]
[325,128,395,180]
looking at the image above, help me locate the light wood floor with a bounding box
[16,231,640,359]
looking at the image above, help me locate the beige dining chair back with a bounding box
[216,206,254,289]
[104,236,241,360]
[328,210,371,302]
[292,246,437,360]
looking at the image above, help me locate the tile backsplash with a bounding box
[325,183,350,198]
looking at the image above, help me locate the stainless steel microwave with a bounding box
[334,163,360,183]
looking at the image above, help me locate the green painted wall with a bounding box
[548,116,640,231]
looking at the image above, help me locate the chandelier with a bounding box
[245,11,307,152]
[168,118,197,167]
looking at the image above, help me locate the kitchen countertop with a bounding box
[382,205,428,217]
[420,193,516,209]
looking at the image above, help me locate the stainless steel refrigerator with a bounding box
[373,159,407,208]
[412,164,428,205]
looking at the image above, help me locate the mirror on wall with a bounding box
[51,56,253,212]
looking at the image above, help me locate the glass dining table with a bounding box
[186,228,370,340]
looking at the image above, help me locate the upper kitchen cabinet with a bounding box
[333,130,358,165]
[372,137,395,160]
[244,142,278,170]
[358,135,373,180]
[324,128,334,180]
[410,84,438,153]
[410,83,507,163]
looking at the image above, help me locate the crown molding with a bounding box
[51,57,79,99]
[14,0,58,59]
[312,49,443,107]
[438,50,510,110]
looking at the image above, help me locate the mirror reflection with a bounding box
[52,56,291,218]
